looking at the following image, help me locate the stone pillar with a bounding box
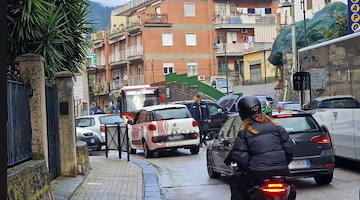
[16,54,49,168]
[55,72,77,177]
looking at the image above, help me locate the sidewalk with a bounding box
[51,151,161,200]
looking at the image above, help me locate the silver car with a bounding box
[75,114,125,151]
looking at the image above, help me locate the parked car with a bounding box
[217,94,271,114]
[75,114,125,151]
[211,78,233,94]
[171,100,234,139]
[128,104,200,158]
[254,95,275,106]
[76,127,97,150]
[206,110,335,185]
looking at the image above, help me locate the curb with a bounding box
[131,158,162,200]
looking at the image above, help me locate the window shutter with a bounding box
[184,3,195,17]
[162,32,173,46]
[186,33,196,46]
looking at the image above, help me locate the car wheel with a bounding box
[314,173,333,185]
[207,151,221,179]
[190,146,200,154]
[143,141,153,158]
[92,137,102,151]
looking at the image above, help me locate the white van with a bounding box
[308,95,360,161]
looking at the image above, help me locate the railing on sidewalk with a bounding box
[105,124,130,161]
[7,79,32,167]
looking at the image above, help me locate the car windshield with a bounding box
[123,89,160,113]
[274,116,320,133]
[282,104,301,110]
[152,107,191,120]
[216,79,231,88]
[99,115,124,124]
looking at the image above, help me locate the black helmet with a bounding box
[236,96,262,120]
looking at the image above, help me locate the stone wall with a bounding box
[7,160,53,200]
[158,82,215,102]
[76,141,90,175]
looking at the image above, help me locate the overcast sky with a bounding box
[90,0,126,7]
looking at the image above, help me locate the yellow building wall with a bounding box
[243,50,277,83]
[110,16,126,27]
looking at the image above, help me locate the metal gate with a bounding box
[45,83,60,180]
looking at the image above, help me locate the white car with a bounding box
[128,104,200,158]
[75,114,125,151]
[76,127,97,150]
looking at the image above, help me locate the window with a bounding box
[229,116,242,138]
[152,107,191,120]
[114,70,120,80]
[76,118,95,127]
[100,73,105,83]
[99,116,124,124]
[184,3,195,17]
[218,117,235,139]
[187,62,198,76]
[163,62,174,74]
[185,33,196,46]
[155,6,161,14]
[162,32,173,46]
[208,103,221,115]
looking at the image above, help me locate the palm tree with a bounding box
[7,0,93,79]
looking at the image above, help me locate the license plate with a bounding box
[288,160,310,169]
[167,135,182,140]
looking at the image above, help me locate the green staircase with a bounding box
[165,73,225,100]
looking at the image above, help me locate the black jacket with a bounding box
[190,101,211,121]
[225,121,294,172]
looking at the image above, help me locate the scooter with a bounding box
[247,176,292,200]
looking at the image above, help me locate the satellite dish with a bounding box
[123,75,128,81]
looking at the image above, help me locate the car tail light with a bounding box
[311,135,330,144]
[151,136,158,143]
[262,182,286,198]
[100,125,106,132]
[148,124,156,131]
[192,120,198,127]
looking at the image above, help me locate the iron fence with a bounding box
[7,80,32,167]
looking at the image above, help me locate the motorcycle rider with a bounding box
[224,96,296,200]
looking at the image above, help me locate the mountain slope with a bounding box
[87,1,118,31]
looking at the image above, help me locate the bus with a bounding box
[112,85,165,121]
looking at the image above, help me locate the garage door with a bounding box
[250,64,261,84]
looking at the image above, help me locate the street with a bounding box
[127,146,360,200]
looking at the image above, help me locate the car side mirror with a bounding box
[217,108,223,114]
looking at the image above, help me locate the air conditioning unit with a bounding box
[240,28,248,33]
[198,75,206,81]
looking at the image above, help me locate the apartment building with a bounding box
[89,0,282,107]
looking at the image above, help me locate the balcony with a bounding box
[108,26,126,43]
[109,80,124,90]
[144,13,172,27]
[213,42,273,56]
[91,31,104,48]
[127,45,143,61]
[213,14,277,29]
[91,82,109,95]
[128,75,145,86]
[127,16,142,34]
[109,51,127,69]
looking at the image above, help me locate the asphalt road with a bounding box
[131,146,360,200]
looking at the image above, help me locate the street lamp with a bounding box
[144,59,154,84]
[300,0,307,46]
[212,36,229,95]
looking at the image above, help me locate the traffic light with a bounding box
[293,72,310,90]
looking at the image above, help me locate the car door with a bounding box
[130,110,147,149]
[219,116,242,175]
[212,116,236,173]
[208,103,228,132]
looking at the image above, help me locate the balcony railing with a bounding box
[144,13,169,24]
[109,80,123,90]
[127,45,143,57]
[91,31,104,41]
[108,26,126,36]
[109,51,126,63]
[128,75,145,86]
[92,82,109,95]
[112,0,150,16]
[213,42,273,54]
[213,14,277,25]
[127,16,142,27]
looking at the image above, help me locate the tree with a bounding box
[7,0,93,79]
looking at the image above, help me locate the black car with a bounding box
[217,94,272,115]
[171,100,234,139]
[206,110,335,185]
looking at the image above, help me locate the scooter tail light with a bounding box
[311,135,330,144]
[148,124,157,131]
[262,182,286,198]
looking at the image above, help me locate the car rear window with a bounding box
[274,116,320,133]
[152,107,191,120]
[99,115,124,124]
[76,118,95,127]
